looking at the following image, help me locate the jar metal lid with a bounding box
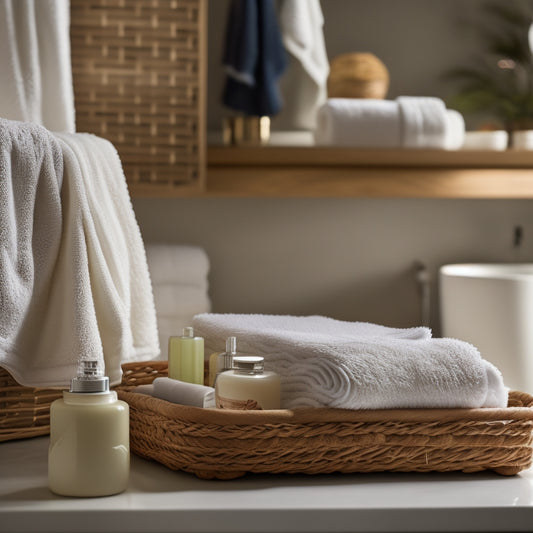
[233,355,264,373]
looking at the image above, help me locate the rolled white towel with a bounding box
[314,97,465,149]
[314,98,401,147]
[397,96,449,148]
[193,313,508,410]
[135,378,215,408]
[443,109,466,150]
[145,244,210,286]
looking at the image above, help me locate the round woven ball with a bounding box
[327,53,390,99]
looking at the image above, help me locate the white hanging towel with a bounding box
[0,118,159,387]
[279,0,329,129]
[0,0,75,132]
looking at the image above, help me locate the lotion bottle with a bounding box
[168,326,204,385]
[215,356,281,410]
[208,336,237,387]
[48,359,129,497]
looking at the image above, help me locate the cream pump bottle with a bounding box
[168,327,204,385]
[215,356,281,410]
[48,359,129,497]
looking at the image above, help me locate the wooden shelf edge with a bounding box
[208,146,533,169]
[203,166,533,199]
[129,147,533,199]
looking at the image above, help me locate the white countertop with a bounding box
[1,436,533,533]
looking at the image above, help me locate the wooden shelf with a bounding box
[131,146,533,198]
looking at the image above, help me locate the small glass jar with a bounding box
[215,356,280,410]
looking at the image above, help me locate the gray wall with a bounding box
[133,1,533,335]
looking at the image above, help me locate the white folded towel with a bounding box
[279,0,329,129]
[314,97,465,149]
[145,244,210,287]
[0,119,159,387]
[152,284,211,318]
[0,0,75,132]
[193,313,508,410]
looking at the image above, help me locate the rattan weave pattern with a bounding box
[70,0,206,193]
[117,362,533,480]
[0,367,62,442]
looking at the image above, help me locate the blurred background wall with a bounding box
[133,0,533,334]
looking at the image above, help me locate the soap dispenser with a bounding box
[48,359,129,497]
[208,336,237,386]
[168,326,204,385]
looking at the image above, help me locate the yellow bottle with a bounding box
[168,326,204,385]
[48,360,129,497]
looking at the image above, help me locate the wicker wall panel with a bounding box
[70,0,206,194]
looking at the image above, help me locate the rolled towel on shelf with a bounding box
[314,97,465,149]
[443,109,466,150]
[193,313,508,410]
[397,96,465,150]
[314,98,401,147]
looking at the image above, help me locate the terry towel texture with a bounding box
[314,97,465,149]
[193,314,508,410]
[0,0,75,132]
[0,119,159,387]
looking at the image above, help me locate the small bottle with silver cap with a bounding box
[215,355,280,410]
[48,359,129,497]
[208,336,237,387]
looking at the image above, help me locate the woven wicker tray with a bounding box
[117,362,533,480]
[0,367,62,442]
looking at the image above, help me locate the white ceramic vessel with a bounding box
[440,263,533,393]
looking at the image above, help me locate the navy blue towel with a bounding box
[222,0,288,116]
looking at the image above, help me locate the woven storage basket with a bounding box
[0,367,62,442]
[0,360,168,442]
[117,362,533,480]
[70,0,206,196]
